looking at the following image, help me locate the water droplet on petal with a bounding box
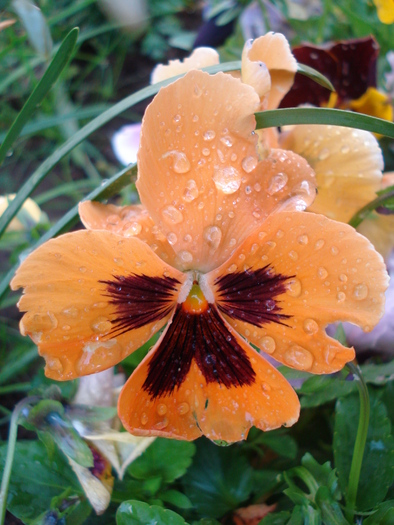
[213,166,241,194]
[353,283,368,300]
[303,318,319,334]
[318,267,328,279]
[337,292,346,303]
[154,417,169,430]
[183,179,199,202]
[162,205,183,224]
[202,148,210,156]
[241,155,258,173]
[331,246,339,255]
[227,263,237,273]
[91,316,112,334]
[260,336,276,354]
[339,273,348,282]
[167,232,178,245]
[79,266,87,273]
[156,403,167,416]
[318,148,330,160]
[298,234,309,245]
[141,413,148,425]
[284,345,314,370]
[204,225,222,250]
[289,250,298,261]
[177,402,190,415]
[173,114,181,123]
[286,278,302,297]
[266,172,288,195]
[46,357,63,373]
[163,150,191,174]
[314,239,325,250]
[179,250,193,263]
[124,222,142,236]
[62,306,78,318]
[203,130,216,141]
[341,144,350,154]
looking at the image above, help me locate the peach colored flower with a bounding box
[11,71,388,443]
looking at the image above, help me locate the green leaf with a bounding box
[128,438,195,484]
[361,361,394,385]
[315,486,348,525]
[160,490,193,510]
[0,27,79,167]
[0,440,82,522]
[297,63,334,91]
[182,439,253,518]
[191,520,221,525]
[255,107,394,139]
[333,391,394,511]
[259,511,292,525]
[116,500,187,525]
[299,375,355,408]
[258,430,298,459]
[363,500,394,525]
[301,454,341,500]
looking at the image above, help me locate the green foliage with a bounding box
[116,500,187,525]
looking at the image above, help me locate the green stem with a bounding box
[348,189,394,228]
[345,362,370,522]
[0,383,31,395]
[0,397,39,525]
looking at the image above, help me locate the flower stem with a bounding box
[348,189,394,228]
[345,362,370,522]
[0,397,39,525]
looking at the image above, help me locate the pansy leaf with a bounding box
[160,490,193,510]
[182,439,253,518]
[298,374,355,408]
[0,440,82,522]
[361,361,394,385]
[301,453,341,500]
[315,486,348,525]
[259,510,293,525]
[363,500,394,525]
[128,439,195,484]
[333,391,394,510]
[116,500,187,525]
[256,429,298,459]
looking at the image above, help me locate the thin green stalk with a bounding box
[345,362,370,522]
[348,189,394,228]
[0,397,40,525]
[0,383,31,395]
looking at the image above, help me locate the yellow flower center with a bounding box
[182,282,208,314]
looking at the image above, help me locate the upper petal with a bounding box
[79,201,177,266]
[11,230,185,380]
[207,211,389,374]
[279,124,383,222]
[151,47,220,84]
[137,69,316,272]
[243,32,297,110]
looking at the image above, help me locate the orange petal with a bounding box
[151,47,220,84]
[137,70,316,272]
[279,125,383,222]
[207,211,389,374]
[79,201,177,266]
[11,230,185,380]
[243,33,297,110]
[118,305,300,442]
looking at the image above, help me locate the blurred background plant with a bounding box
[1,1,394,524]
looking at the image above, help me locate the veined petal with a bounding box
[137,70,316,272]
[118,304,299,442]
[243,32,297,110]
[279,125,383,222]
[11,230,185,380]
[151,47,220,84]
[207,211,389,374]
[79,201,177,266]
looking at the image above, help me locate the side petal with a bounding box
[118,304,300,443]
[279,125,383,222]
[137,69,316,272]
[151,47,220,84]
[11,230,185,380]
[207,211,389,374]
[244,32,297,110]
[79,201,177,266]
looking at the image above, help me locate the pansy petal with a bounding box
[118,305,299,442]
[151,47,220,84]
[207,211,388,374]
[11,230,185,380]
[279,125,383,222]
[243,32,297,110]
[79,201,177,266]
[137,70,316,272]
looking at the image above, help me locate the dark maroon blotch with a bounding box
[142,304,256,398]
[214,266,291,327]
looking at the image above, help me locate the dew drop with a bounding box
[227,263,237,273]
[284,345,314,370]
[124,222,142,236]
[318,148,330,160]
[337,291,346,303]
[289,250,298,261]
[79,266,87,273]
[162,205,184,224]
[213,166,241,194]
[339,273,348,282]
[46,357,63,373]
[241,155,258,173]
[303,318,319,335]
[177,402,190,415]
[106,214,120,225]
[192,114,199,122]
[286,278,302,297]
[183,179,199,202]
[203,130,216,141]
[62,306,78,318]
[260,336,276,354]
[204,225,222,250]
[156,403,167,416]
[297,234,309,245]
[220,136,233,147]
[154,417,169,430]
[163,150,191,174]
[331,246,339,255]
[167,232,178,245]
[202,148,210,156]
[173,114,181,123]
[314,239,325,250]
[317,267,328,279]
[353,283,368,300]
[179,250,193,263]
[341,144,350,154]
[140,413,148,425]
[266,172,288,195]
[193,84,202,97]
[91,316,112,334]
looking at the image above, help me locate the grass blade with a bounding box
[0,27,79,167]
[297,63,335,91]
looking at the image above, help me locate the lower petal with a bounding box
[118,305,300,443]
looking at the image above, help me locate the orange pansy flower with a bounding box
[11,70,388,443]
